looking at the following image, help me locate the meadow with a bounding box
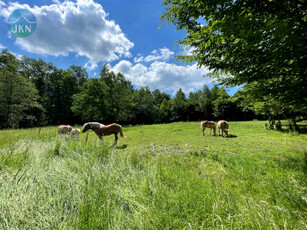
[0,121,306,229]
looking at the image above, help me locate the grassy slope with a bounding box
[0,121,306,229]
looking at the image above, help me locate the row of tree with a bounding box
[0,50,255,129]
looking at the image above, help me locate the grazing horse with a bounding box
[82,122,125,145]
[217,120,229,137]
[70,128,80,140]
[201,120,216,136]
[58,125,72,136]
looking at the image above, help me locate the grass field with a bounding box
[0,121,306,229]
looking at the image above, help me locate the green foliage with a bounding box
[159,98,172,122]
[72,65,135,123]
[100,67,134,123]
[161,0,307,115]
[234,83,303,131]
[171,88,188,121]
[0,50,42,128]
[68,65,88,86]
[198,85,215,119]
[0,121,306,228]
[72,78,109,121]
[19,55,88,126]
[133,87,158,124]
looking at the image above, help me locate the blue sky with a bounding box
[0,0,240,95]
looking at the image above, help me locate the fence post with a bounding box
[85,133,89,144]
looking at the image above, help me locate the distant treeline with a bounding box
[0,50,256,129]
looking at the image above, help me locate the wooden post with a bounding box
[38,127,42,136]
[85,133,89,144]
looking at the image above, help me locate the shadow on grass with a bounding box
[218,134,237,138]
[114,144,128,149]
[274,152,307,176]
[277,123,307,134]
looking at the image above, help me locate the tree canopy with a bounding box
[161,0,307,116]
[0,50,42,128]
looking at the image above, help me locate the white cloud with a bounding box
[84,62,98,71]
[0,43,6,49]
[0,0,133,69]
[111,60,212,93]
[133,54,144,63]
[134,47,174,63]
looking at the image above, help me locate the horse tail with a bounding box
[120,128,126,138]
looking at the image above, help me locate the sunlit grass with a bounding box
[0,121,306,229]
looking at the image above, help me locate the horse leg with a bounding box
[203,127,206,136]
[114,134,118,145]
[94,131,103,140]
[209,128,211,136]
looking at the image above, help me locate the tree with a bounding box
[71,79,109,122]
[235,83,294,129]
[19,57,55,125]
[152,89,171,105]
[133,87,157,124]
[72,66,134,124]
[187,91,201,121]
[198,85,214,120]
[20,58,87,125]
[152,89,171,122]
[68,65,88,86]
[99,65,134,123]
[171,88,187,121]
[161,0,307,118]
[213,87,230,119]
[0,50,42,128]
[160,98,172,123]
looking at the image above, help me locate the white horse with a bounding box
[70,128,80,140]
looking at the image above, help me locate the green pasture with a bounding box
[0,121,306,229]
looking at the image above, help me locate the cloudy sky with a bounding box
[0,0,238,95]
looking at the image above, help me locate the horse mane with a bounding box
[84,122,104,129]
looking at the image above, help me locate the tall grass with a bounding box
[0,121,306,229]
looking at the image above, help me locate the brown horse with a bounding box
[201,120,216,136]
[217,120,229,137]
[82,122,125,145]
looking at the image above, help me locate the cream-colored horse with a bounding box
[58,125,72,135]
[217,120,229,137]
[70,128,80,140]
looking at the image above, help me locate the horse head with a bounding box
[82,123,90,133]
